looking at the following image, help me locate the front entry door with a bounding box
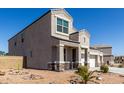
[70,49,76,69]
[72,49,76,62]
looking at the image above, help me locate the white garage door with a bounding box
[89,59,95,67]
[81,54,85,66]
[81,58,85,66]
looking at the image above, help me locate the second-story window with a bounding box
[21,34,24,43]
[14,42,17,47]
[83,37,86,43]
[57,18,68,34]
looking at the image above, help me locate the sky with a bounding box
[0,8,124,56]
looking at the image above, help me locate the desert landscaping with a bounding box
[0,68,124,84]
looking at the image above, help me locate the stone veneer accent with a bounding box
[48,62,81,71]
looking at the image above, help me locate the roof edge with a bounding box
[51,8,73,19]
[8,10,51,41]
[70,31,79,35]
[51,36,80,44]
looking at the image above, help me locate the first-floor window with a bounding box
[30,51,32,58]
[81,54,85,58]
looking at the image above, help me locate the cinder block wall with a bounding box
[0,56,23,69]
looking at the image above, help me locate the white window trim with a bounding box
[56,17,69,36]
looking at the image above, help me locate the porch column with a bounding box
[101,56,104,65]
[78,46,81,66]
[87,49,90,64]
[96,55,100,67]
[56,44,64,71]
[58,44,64,62]
[85,49,89,65]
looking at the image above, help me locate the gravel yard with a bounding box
[0,69,124,84]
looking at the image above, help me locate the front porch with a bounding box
[48,44,81,71]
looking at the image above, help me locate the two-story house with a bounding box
[8,9,103,71]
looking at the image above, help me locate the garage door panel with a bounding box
[81,58,85,66]
[89,58,95,67]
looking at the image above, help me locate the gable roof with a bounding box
[52,36,80,44]
[79,29,90,38]
[51,8,72,19]
[93,44,112,49]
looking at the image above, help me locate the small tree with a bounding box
[0,51,6,56]
[76,66,96,84]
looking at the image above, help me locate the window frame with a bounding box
[21,33,24,43]
[83,37,86,43]
[14,42,17,47]
[56,17,69,34]
[81,54,85,58]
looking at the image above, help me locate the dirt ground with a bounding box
[0,69,124,84]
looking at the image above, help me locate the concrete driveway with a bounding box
[109,67,124,75]
[90,67,124,75]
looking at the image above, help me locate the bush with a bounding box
[100,64,109,73]
[118,64,123,68]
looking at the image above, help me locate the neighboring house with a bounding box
[92,45,114,65]
[89,47,103,67]
[8,9,103,71]
[114,56,124,64]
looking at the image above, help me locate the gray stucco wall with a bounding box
[96,47,114,64]
[9,12,52,69]
[69,32,79,41]
[98,47,112,55]
[103,55,114,64]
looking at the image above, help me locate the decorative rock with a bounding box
[9,69,13,72]
[49,82,55,84]
[8,70,29,75]
[96,76,102,80]
[59,69,64,72]
[119,75,124,77]
[22,74,44,80]
[70,80,77,84]
[97,73,101,75]
[0,71,5,76]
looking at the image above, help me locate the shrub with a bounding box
[75,66,96,84]
[100,64,109,73]
[118,64,123,68]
